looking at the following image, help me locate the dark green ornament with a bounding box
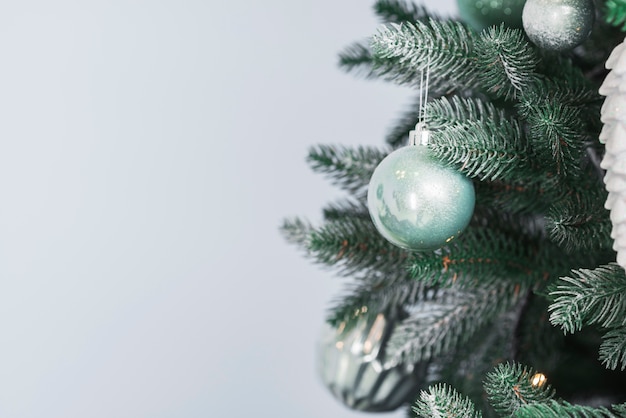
[457,0,527,32]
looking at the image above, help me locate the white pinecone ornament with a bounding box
[600,38,626,270]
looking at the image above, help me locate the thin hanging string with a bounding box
[422,55,431,126]
[410,56,431,146]
[418,65,425,126]
[411,56,432,146]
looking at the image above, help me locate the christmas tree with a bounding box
[282,0,626,416]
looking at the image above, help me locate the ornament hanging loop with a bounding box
[410,56,432,146]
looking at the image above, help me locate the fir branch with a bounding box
[471,206,546,240]
[518,76,602,111]
[484,362,556,416]
[373,0,433,24]
[307,216,411,276]
[425,96,533,182]
[425,95,506,127]
[546,190,612,253]
[307,144,386,199]
[430,120,527,181]
[280,217,312,248]
[437,306,526,414]
[412,383,482,418]
[521,99,586,177]
[549,263,626,334]
[321,199,369,221]
[475,25,539,100]
[474,178,555,214]
[325,284,375,327]
[516,77,602,158]
[514,400,620,417]
[613,403,626,415]
[599,327,626,371]
[326,277,431,326]
[606,0,626,31]
[385,282,525,365]
[338,40,376,78]
[370,20,480,93]
[407,226,562,290]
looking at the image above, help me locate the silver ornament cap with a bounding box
[522,0,595,52]
[317,312,421,412]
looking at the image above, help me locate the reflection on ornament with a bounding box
[317,312,421,412]
[530,372,547,388]
[457,0,527,32]
[367,125,475,251]
[600,38,626,270]
[522,0,594,51]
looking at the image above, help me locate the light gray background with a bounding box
[0,1,454,417]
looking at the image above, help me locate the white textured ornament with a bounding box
[600,37,626,270]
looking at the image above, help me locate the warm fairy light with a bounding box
[530,372,547,388]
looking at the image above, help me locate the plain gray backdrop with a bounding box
[0,0,455,417]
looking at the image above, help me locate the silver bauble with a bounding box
[367,144,475,251]
[317,312,422,412]
[522,0,594,51]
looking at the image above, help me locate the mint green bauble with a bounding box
[457,0,527,32]
[367,145,475,251]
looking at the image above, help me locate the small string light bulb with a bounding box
[530,372,547,388]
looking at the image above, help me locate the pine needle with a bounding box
[413,383,482,418]
[484,362,556,416]
[370,19,480,93]
[549,263,626,334]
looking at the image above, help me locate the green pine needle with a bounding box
[326,278,429,326]
[426,95,506,126]
[407,226,565,290]
[373,0,434,24]
[338,40,376,78]
[385,282,525,364]
[546,191,612,253]
[613,403,626,415]
[606,0,626,31]
[549,263,626,334]
[321,199,369,221]
[280,217,312,248]
[413,383,482,418]
[306,216,411,276]
[475,25,539,100]
[599,327,626,371]
[425,96,530,182]
[307,144,386,199]
[370,19,480,93]
[484,362,556,416]
[514,400,620,417]
[522,100,586,177]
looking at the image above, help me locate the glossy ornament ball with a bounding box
[457,0,526,32]
[522,0,594,52]
[317,312,422,412]
[367,145,475,251]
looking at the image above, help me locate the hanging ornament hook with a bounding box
[409,56,432,146]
